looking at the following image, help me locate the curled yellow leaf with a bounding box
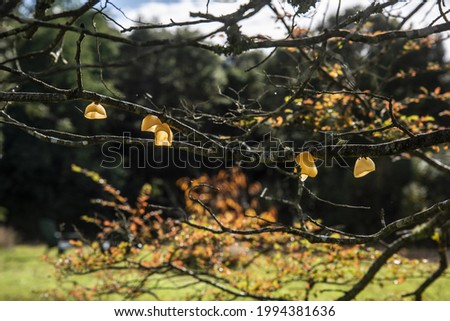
[295,151,318,179]
[141,115,162,132]
[84,102,107,119]
[354,157,375,178]
[154,123,173,146]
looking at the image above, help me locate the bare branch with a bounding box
[402,230,448,300]
[303,186,371,210]
[338,210,449,300]
[245,21,450,50]
[412,150,450,175]
[338,233,410,300]
[75,28,85,92]
[311,130,450,160]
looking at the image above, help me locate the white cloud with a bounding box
[113,0,288,39]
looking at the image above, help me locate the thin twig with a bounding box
[412,150,450,175]
[303,186,371,210]
[75,26,85,92]
[388,99,414,137]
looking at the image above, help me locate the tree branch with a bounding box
[0,90,221,148]
[75,28,85,92]
[338,233,411,300]
[402,230,448,300]
[248,21,450,50]
[412,150,450,175]
[338,210,449,300]
[0,91,449,162]
[311,130,450,159]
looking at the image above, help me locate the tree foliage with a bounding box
[43,165,437,300]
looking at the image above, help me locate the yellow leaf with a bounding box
[354,157,376,178]
[295,151,318,179]
[431,231,441,243]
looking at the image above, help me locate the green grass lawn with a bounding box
[0,245,58,300]
[0,245,449,300]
